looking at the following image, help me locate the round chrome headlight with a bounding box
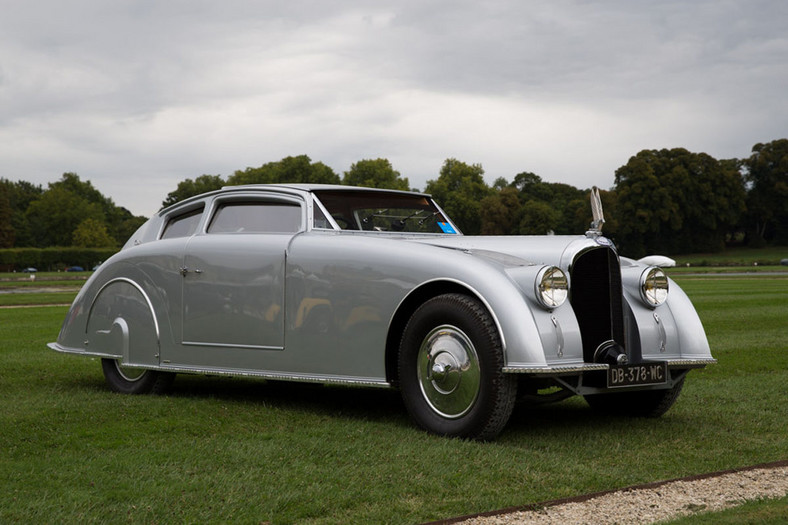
[535,266,568,309]
[640,267,669,307]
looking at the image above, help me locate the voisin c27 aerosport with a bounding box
[50,185,714,440]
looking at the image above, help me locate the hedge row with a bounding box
[0,247,119,272]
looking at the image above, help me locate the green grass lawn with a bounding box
[664,494,788,524]
[0,292,78,306]
[0,271,84,306]
[1,275,786,524]
[671,245,787,266]
[0,271,92,281]
[0,279,85,289]
[667,265,786,274]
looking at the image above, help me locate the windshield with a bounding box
[313,190,457,234]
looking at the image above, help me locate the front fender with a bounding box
[621,267,712,361]
[396,263,585,369]
[499,264,583,367]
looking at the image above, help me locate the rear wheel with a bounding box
[398,294,516,440]
[101,358,175,395]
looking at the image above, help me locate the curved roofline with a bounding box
[227,183,429,197]
[157,183,431,216]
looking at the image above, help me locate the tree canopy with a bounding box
[0,184,13,248]
[742,139,788,245]
[1,173,145,250]
[2,139,786,256]
[614,148,746,257]
[226,155,340,186]
[342,158,410,190]
[72,218,117,248]
[162,174,225,209]
[424,159,492,235]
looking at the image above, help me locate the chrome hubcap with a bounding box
[114,360,146,382]
[417,325,480,418]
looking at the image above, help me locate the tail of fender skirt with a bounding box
[570,246,625,362]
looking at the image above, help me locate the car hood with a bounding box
[409,234,615,270]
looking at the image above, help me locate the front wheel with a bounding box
[398,294,516,440]
[101,358,175,395]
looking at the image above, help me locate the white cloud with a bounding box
[0,0,786,217]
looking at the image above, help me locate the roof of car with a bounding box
[158,184,430,215]
[227,183,428,197]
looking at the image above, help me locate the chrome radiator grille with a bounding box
[569,247,625,363]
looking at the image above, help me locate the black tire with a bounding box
[101,358,175,395]
[584,376,685,417]
[398,293,517,440]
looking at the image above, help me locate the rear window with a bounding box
[207,201,302,234]
[161,206,204,239]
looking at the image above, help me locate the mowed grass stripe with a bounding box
[1,276,786,524]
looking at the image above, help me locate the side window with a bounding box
[161,206,204,239]
[207,201,303,234]
[313,204,331,229]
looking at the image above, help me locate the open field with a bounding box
[0,271,92,283]
[670,245,787,267]
[1,273,786,524]
[666,265,785,275]
[0,271,85,306]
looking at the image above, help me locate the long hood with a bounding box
[409,234,614,270]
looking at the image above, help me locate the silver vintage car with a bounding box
[50,184,714,440]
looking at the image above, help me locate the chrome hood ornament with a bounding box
[587,187,605,237]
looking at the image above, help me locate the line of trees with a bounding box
[0,173,147,250]
[1,140,786,261]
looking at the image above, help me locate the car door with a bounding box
[180,196,304,355]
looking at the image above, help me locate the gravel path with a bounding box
[447,462,788,525]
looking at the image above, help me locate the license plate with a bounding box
[607,362,668,388]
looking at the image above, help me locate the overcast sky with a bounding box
[1,1,786,217]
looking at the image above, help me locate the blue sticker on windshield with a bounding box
[438,222,457,234]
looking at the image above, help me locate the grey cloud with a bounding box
[0,0,786,216]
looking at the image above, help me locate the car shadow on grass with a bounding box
[168,375,688,439]
[167,374,410,426]
[62,369,689,440]
[501,398,694,444]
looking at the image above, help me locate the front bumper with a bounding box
[503,358,717,395]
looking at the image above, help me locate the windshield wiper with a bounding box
[417,211,440,225]
[361,209,439,231]
[361,209,388,224]
[392,210,436,231]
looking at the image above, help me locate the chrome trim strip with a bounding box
[87,277,161,346]
[47,342,121,359]
[666,358,717,367]
[504,358,716,375]
[182,341,284,351]
[160,364,392,388]
[503,364,608,374]
[551,315,564,357]
[49,339,394,387]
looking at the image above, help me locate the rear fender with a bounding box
[85,278,160,366]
